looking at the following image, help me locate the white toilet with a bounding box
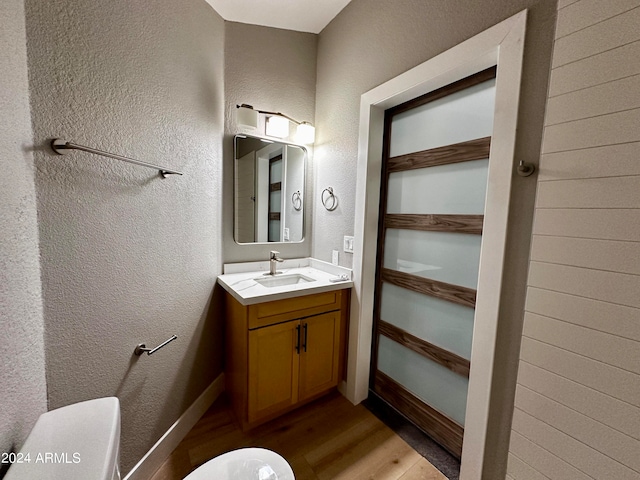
[5,397,294,480]
[184,447,294,480]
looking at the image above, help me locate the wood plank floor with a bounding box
[149,391,448,480]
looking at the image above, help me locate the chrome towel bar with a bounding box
[134,335,178,356]
[51,139,183,178]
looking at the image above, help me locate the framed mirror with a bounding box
[234,134,306,244]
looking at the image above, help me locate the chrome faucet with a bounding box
[269,251,283,275]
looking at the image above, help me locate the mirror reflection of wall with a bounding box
[234,135,306,244]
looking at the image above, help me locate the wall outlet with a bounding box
[332,250,339,265]
[283,228,289,241]
[343,236,354,253]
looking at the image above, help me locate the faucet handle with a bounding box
[270,251,283,262]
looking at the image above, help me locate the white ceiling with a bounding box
[204,0,353,34]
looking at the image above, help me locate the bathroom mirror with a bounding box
[234,135,306,243]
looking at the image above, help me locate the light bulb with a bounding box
[296,122,315,144]
[236,105,258,128]
[266,115,290,138]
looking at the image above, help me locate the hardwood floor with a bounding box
[149,391,448,480]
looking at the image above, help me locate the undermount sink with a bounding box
[217,258,353,305]
[254,273,316,288]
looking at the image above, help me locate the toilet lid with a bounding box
[184,448,295,480]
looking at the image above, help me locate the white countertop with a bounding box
[217,258,353,306]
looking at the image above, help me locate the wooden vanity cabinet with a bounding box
[225,288,350,430]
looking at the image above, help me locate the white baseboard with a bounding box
[123,373,225,480]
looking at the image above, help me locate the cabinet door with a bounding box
[299,312,341,402]
[248,320,300,423]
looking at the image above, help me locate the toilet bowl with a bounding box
[184,447,295,480]
[5,397,295,480]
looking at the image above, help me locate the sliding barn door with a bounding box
[370,67,496,458]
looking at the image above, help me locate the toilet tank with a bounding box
[5,397,120,480]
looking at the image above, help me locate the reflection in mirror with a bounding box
[234,135,306,243]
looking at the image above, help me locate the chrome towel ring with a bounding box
[321,187,338,211]
[292,190,302,211]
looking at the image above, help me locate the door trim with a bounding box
[381,268,477,308]
[387,136,491,172]
[377,320,471,377]
[374,370,465,457]
[346,10,527,479]
[385,213,484,234]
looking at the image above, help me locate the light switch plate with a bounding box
[283,228,290,241]
[343,236,354,253]
[332,250,339,265]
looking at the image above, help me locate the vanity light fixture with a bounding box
[235,104,315,144]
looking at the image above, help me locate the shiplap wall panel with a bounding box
[538,142,640,182]
[532,208,640,241]
[535,176,640,208]
[530,236,640,276]
[545,74,640,125]
[507,454,550,480]
[509,431,594,480]
[555,0,640,38]
[517,362,640,439]
[519,337,639,409]
[515,386,640,471]
[523,313,639,372]
[548,40,640,96]
[525,288,640,341]
[557,0,580,10]
[553,6,640,67]
[538,142,640,181]
[542,108,640,153]
[528,262,640,308]
[512,409,639,480]
[510,2,640,477]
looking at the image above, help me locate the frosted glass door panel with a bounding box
[270,159,282,181]
[384,229,481,289]
[387,159,488,214]
[390,79,496,157]
[380,283,474,359]
[268,220,280,242]
[378,336,468,425]
[270,190,281,212]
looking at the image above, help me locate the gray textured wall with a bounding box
[24,0,225,474]
[0,0,47,466]
[223,22,317,263]
[313,1,557,477]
